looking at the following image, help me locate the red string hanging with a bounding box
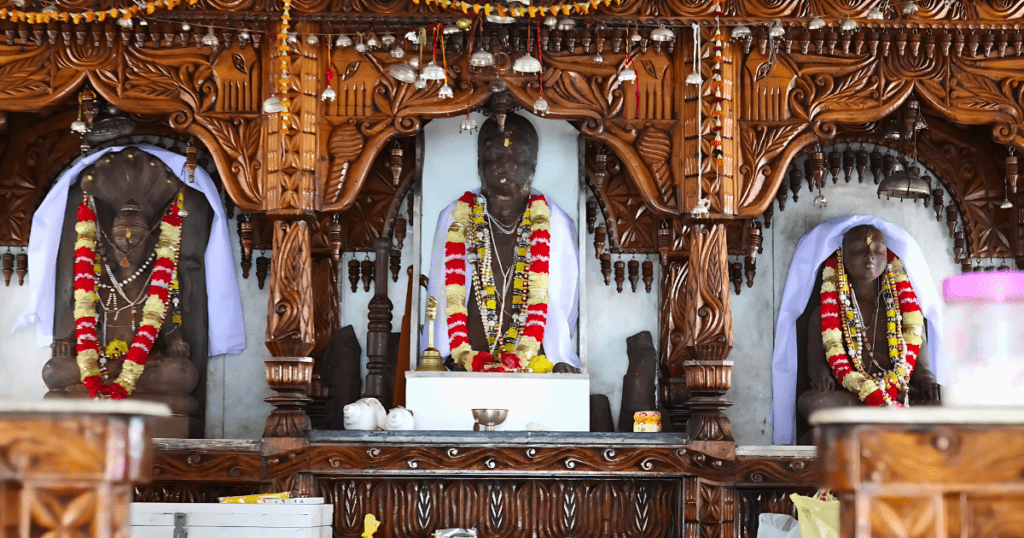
[536,16,543,98]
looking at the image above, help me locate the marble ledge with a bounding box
[736,445,817,458]
[810,406,1024,426]
[310,430,689,446]
[0,398,170,417]
[153,439,264,451]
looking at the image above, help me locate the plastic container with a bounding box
[942,270,1024,406]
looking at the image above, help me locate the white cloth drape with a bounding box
[14,145,246,356]
[771,215,944,444]
[421,190,580,367]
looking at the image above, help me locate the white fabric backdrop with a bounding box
[421,189,580,367]
[14,145,246,356]
[770,215,945,444]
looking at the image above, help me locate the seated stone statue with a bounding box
[798,225,941,421]
[422,113,580,373]
[771,216,946,444]
[41,147,211,421]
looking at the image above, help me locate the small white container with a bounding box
[130,502,333,538]
[942,270,1024,406]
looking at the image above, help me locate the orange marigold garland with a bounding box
[75,189,184,399]
[819,249,924,407]
[710,0,726,169]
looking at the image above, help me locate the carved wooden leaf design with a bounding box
[547,69,607,116]
[950,64,1021,119]
[326,123,365,205]
[0,56,49,97]
[128,59,187,100]
[340,61,362,81]
[231,53,247,74]
[636,127,674,207]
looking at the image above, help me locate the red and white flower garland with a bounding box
[445,191,551,373]
[75,190,184,399]
[819,249,924,406]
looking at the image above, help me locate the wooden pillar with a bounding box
[0,403,163,538]
[364,235,395,409]
[264,220,316,438]
[660,223,734,459]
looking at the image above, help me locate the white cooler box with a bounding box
[130,501,334,538]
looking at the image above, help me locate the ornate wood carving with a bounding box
[819,415,1024,538]
[142,441,819,538]
[585,139,660,253]
[266,220,315,357]
[0,110,82,247]
[0,410,157,538]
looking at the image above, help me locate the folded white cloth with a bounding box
[14,145,246,356]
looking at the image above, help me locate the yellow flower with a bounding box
[526,355,553,373]
[106,339,129,358]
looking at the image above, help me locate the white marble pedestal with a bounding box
[405,371,590,431]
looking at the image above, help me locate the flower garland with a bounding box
[710,0,726,169]
[413,0,620,17]
[820,248,924,406]
[445,191,553,373]
[75,189,184,399]
[0,0,195,26]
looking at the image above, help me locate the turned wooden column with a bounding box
[0,401,166,538]
[363,235,395,409]
[264,220,316,438]
[661,223,734,459]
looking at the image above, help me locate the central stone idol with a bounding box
[423,113,580,373]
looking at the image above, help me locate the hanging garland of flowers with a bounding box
[710,0,726,169]
[74,189,184,399]
[819,249,924,406]
[445,191,553,373]
[0,0,195,27]
[413,0,620,17]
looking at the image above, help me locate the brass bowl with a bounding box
[472,408,508,431]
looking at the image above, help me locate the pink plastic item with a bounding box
[942,270,1024,303]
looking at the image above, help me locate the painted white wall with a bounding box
[0,267,50,401]
[728,144,963,445]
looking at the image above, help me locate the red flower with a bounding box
[77,203,96,222]
[83,376,105,397]
[106,383,129,400]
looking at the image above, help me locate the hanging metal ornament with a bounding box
[731,24,752,41]
[543,15,558,28]
[381,33,396,47]
[867,6,884,19]
[307,34,319,45]
[532,16,549,116]
[809,15,826,29]
[769,19,785,38]
[650,24,675,43]
[262,96,285,113]
[420,61,446,80]
[388,62,418,83]
[391,45,405,58]
[335,34,353,48]
[513,53,542,73]
[619,65,637,82]
[840,15,858,32]
[470,49,496,67]
[460,113,478,134]
[201,26,219,47]
[438,84,454,98]
[902,1,919,16]
[322,40,337,101]
[1002,148,1018,209]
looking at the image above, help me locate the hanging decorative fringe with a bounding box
[711,0,726,171]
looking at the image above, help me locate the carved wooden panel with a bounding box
[585,140,660,253]
[316,477,677,538]
[819,418,1024,538]
[266,220,315,358]
[0,110,81,247]
[0,411,156,538]
[310,444,732,479]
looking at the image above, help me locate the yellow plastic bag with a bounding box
[790,490,840,538]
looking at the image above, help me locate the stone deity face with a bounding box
[477,115,539,199]
[842,225,888,283]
